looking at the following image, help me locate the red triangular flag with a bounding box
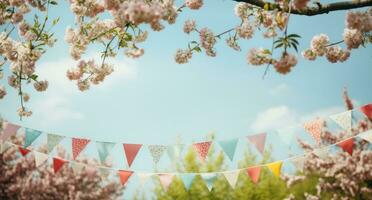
[246,166,261,184]
[337,138,354,155]
[118,170,133,185]
[72,138,90,160]
[123,144,142,167]
[18,147,31,156]
[53,157,68,173]
[192,141,212,161]
[247,133,266,154]
[360,104,372,120]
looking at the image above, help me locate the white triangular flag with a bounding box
[1,141,13,153]
[291,156,305,171]
[71,162,85,174]
[138,173,153,187]
[148,145,167,164]
[359,129,372,143]
[223,170,240,189]
[330,111,352,132]
[34,152,49,167]
[313,146,330,159]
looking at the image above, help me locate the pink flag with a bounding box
[337,138,354,156]
[72,138,90,160]
[304,119,324,144]
[53,157,68,173]
[18,147,31,156]
[360,104,372,120]
[247,133,266,154]
[158,174,174,191]
[118,170,134,185]
[123,143,142,167]
[246,166,261,184]
[0,123,20,141]
[192,141,212,161]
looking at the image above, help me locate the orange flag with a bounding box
[192,141,212,161]
[118,170,134,185]
[123,143,142,167]
[72,138,90,160]
[246,166,261,184]
[360,104,372,120]
[53,157,68,173]
[337,138,354,155]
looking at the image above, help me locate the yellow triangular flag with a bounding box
[267,161,283,177]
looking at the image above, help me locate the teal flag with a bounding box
[47,133,64,153]
[201,173,217,191]
[180,173,196,190]
[218,138,238,161]
[96,141,116,164]
[24,128,42,148]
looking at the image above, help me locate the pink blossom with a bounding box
[234,2,249,19]
[302,49,317,61]
[185,0,203,10]
[174,49,192,64]
[236,21,254,39]
[125,48,144,58]
[33,80,48,92]
[292,0,310,10]
[246,48,271,66]
[0,85,6,99]
[343,28,363,49]
[273,53,297,74]
[199,28,216,56]
[310,34,329,56]
[183,20,196,34]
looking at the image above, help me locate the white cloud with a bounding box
[250,105,297,132]
[269,83,290,96]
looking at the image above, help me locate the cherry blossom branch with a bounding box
[233,0,372,16]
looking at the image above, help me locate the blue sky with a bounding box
[1,1,371,152]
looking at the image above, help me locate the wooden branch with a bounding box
[233,0,372,16]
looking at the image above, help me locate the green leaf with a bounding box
[194,47,202,52]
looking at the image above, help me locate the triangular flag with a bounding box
[96,141,116,164]
[267,161,283,178]
[246,166,261,184]
[201,173,217,191]
[247,133,266,154]
[138,173,153,187]
[167,144,184,160]
[99,167,112,178]
[34,151,48,167]
[123,143,142,167]
[313,146,330,159]
[0,122,20,141]
[291,156,305,171]
[330,111,352,132]
[180,173,196,190]
[193,141,212,161]
[18,147,31,156]
[24,128,42,148]
[148,145,167,164]
[71,162,85,174]
[218,138,238,161]
[304,119,324,144]
[0,141,12,153]
[359,129,372,143]
[118,170,134,185]
[223,170,240,189]
[158,174,174,191]
[337,138,354,155]
[72,137,90,160]
[53,157,68,173]
[47,133,64,153]
[360,104,372,120]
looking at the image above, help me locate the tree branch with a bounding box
[233,0,372,16]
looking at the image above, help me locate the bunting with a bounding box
[201,173,217,191]
[24,128,42,148]
[267,161,283,178]
[148,145,167,164]
[330,111,352,132]
[337,138,354,155]
[34,151,49,167]
[96,141,116,164]
[18,147,31,156]
[167,144,184,160]
[53,157,68,173]
[180,173,195,190]
[359,129,372,143]
[223,170,240,189]
[47,133,64,153]
[246,166,261,184]
[72,137,90,160]
[0,141,12,153]
[304,119,324,144]
[138,173,153,187]
[71,162,85,174]
[313,146,330,159]
[0,122,20,141]
[360,104,372,120]
[123,143,142,167]
[193,141,212,161]
[218,138,238,161]
[158,174,174,191]
[247,133,266,154]
[118,170,134,185]
[291,156,305,171]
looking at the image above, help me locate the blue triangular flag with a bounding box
[180,173,196,190]
[201,173,217,191]
[24,128,42,148]
[96,141,116,164]
[218,138,238,161]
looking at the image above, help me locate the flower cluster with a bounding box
[0,85,6,99]
[273,53,298,74]
[199,28,216,57]
[174,49,193,64]
[185,0,203,10]
[246,48,272,66]
[292,0,310,10]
